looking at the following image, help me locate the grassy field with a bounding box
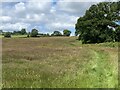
[0,35,3,38]
[0,35,27,38]
[2,37,118,88]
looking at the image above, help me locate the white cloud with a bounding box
[26,1,51,14]
[18,13,46,23]
[1,0,118,2]
[0,23,30,31]
[0,16,12,22]
[50,7,56,14]
[15,2,26,12]
[46,22,74,30]
[1,0,27,2]
[45,15,79,32]
[56,1,96,16]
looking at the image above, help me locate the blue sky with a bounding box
[1,0,118,35]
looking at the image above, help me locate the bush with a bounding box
[27,34,30,37]
[13,31,21,35]
[4,32,11,38]
[27,32,30,38]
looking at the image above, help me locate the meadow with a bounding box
[2,36,118,88]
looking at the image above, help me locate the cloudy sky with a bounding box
[0,0,117,35]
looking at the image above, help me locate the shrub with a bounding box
[4,32,11,38]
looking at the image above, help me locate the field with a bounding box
[0,35,27,38]
[2,36,118,88]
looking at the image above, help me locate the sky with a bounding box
[0,0,119,35]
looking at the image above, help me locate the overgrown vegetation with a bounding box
[2,37,118,88]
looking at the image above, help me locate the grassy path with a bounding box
[83,48,118,88]
[42,47,118,88]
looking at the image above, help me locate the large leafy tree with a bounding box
[30,29,38,37]
[75,2,120,43]
[21,28,27,35]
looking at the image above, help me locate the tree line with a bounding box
[0,29,71,38]
[75,1,120,44]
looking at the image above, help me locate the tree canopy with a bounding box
[63,29,71,36]
[51,31,62,36]
[21,28,27,35]
[30,29,38,37]
[4,32,11,38]
[75,2,120,43]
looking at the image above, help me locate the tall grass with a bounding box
[2,37,118,88]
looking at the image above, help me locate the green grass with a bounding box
[11,35,27,38]
[0,35,3,38]
[2,37,118,88]
[0,35,28,38]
